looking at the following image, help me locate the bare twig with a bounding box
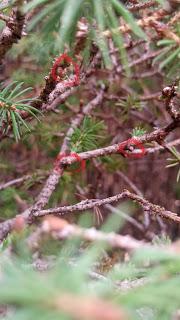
[0,175,31,191]
[147,138,180,154]
[1,184,179,242]
[117,171,143,196]
[31,190,180,224]
[123,190,180,223]
[127,1,157,11]
[0,170,49,191]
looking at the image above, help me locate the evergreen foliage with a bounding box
[0,82,41,141]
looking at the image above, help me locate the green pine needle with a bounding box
[0,81,41,141]
[131,127,147,137]
[70,116,106,152]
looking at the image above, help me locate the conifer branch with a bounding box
[28,86,106,217]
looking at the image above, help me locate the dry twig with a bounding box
[32,190,180,224]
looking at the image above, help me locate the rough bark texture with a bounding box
[0,7,25,64]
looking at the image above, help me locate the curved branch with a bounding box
[0,188,180,243]
[33,190,180,224]
[58,119,180,167]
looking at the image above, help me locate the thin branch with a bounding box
[116,171,143,196]
[105,203,147,232]
[105,203,154,240]
[147,138,180,154]
[0,185,179,243]
[0,170,49,191]
[0,175,31,191]
[123,190,180,223]
[53,84,179,165]
[127,1,157,11]
[32,192,127,217]
[33,190,180,224]
[42,87,76,112]
[56,119,180,168]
